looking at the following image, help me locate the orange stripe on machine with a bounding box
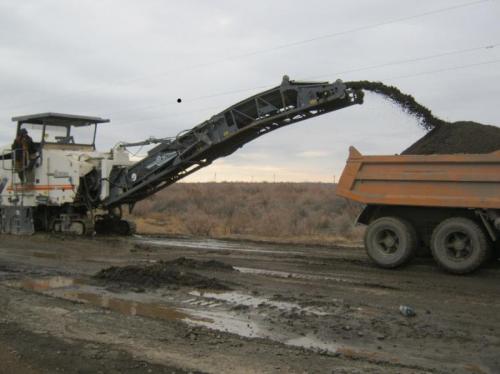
[7,184,75,191]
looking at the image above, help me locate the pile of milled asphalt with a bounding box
[94,257,234,290]
[402,121,500,155]
[346,81,500,154]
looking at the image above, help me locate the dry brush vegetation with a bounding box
[130,182,364,244]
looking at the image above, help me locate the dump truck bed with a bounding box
[336,147,500,210]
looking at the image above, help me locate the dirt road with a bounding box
[0,235,498,373]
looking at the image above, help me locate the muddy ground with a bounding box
[0,235,498,373]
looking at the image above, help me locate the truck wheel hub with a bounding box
[384,236,396,248]
[453,240,466,251]
[446,232,471,258]
[377,229,399,253]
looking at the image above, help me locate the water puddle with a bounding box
[189,290,328,316]
[136,237,304,255]
[236,267,394,293]
[63,291,204,323]
[286,336,339,353]
[6,276,212,324]
[7,276,78,291]
[4,276,354,355]
[236,266,351,283]
[186,309,263,338]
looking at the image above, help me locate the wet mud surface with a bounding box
[0,320,197,374]
[0,234,499,373]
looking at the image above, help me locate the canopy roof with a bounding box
[12,112,110,127]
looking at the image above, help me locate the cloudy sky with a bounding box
[1,0,499,182]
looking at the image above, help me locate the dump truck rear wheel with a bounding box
[364,216,417,268]
[430,217,489,274]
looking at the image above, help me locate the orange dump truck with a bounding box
[337,146,500,274]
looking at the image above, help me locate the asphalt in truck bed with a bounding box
[0,234,498,373]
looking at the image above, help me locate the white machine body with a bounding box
[0,113,133,234]
[0,147,131,207]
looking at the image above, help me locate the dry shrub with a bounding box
[184,211,214,237]
[131,182,363,241]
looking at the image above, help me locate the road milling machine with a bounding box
[0,76,363,235]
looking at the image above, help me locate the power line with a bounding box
[184,43,500,103]
[112,58,500,129]
[227,0,493,58]
[107,42,500,117]
[112,0,494,83]
[385,58,500,80]
[0,0,492,111]
[303,43,499,80]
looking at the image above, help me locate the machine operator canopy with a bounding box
[12,112,109,150]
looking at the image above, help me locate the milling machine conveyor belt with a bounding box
[104,76,363,207]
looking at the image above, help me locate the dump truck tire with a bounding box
[364,216,417,268]
[430,217,489,274]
